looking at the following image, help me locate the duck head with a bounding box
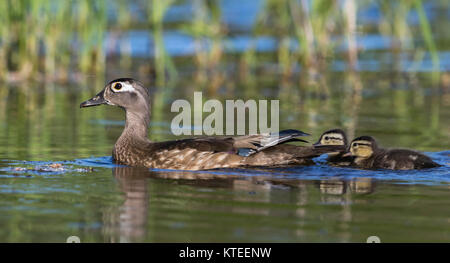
[80,78,151,138]
[344,136,378,159]
[313,129,348,147]
[313,129,348,155]
[80,78,150,113]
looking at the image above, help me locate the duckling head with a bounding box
[80,78,150,114]
[346,136,378,159]
[313,129,348,147]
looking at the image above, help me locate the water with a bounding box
[0,157,449,242]
[0,78,448,242]
[0,0,449,242]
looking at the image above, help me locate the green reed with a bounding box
[148,0,177,88]
[0,0,108,81]
[0,0,443,88]
[414,0,439,83]
[179,0,224,93]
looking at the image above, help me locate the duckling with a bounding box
[313,129,351,166]
[80,78,340,171]
[344,136,440,170]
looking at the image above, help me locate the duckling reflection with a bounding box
[316,177,375,213]
[318,179,347,195]
[317,177,375,196]
[349,177,374,194]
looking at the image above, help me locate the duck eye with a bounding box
[113,83,122,91]
[324,136,329,140]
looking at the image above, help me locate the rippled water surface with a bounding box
[0,0,449,242]
[0,154,449,242]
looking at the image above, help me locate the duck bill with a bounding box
[312,141,321,147]
[313,144,347,152]
[342,152,353,157]
[80,90,108,108]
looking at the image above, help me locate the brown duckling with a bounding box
[313,129,352,166]
[80,78,340,171]
[344,136,440,170]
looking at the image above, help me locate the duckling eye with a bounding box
[324,136,329,140]
[113,83,122,91]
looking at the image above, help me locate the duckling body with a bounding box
[346,136,440,170]
[313,129,352,166]
[80,78,338,171]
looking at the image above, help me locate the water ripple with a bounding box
[0,151,448,185]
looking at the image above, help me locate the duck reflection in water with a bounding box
[316,177,375,207]
[317,177,375,195]
[106,166,241,242]
[105,167,377,242]
[105,167,150,242]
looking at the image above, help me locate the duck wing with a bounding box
[147,129,310,156]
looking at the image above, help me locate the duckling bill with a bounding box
[80,78,340,170]
[344,136,440,170]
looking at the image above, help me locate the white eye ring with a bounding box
[111,82,134,92]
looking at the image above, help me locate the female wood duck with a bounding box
[80,78,340,170]
[343,136,440,170]
[313,129,352,166]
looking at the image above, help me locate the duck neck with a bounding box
[354,156,369,165]
[354,153,375,166]
[120,109,151,142]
